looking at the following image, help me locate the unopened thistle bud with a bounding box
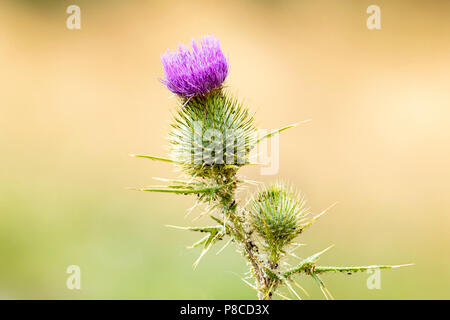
[250,183,308,263]
[161,36,228,98]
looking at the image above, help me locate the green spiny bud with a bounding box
[250,183,308,263]
[169,91,257,179]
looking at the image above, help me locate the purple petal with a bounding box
[161,36,228,97]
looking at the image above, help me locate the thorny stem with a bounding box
[136,157,412,299]
[212,172,278,300]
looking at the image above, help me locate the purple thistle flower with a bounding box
[161,36,228,98]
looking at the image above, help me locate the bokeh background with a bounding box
[1,0,449,299]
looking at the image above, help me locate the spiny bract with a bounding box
[250,183,308,261]
[168,92,257,178]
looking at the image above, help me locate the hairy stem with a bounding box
[211,173,277,300]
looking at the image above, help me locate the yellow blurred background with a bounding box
[0,0,449,299]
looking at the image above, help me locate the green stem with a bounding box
[212,173,277,300]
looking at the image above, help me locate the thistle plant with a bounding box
[132,36,410,300]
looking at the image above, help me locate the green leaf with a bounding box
[256,120,310,144]
[309,271,334,300]
[137,185,225,194]
[313,264,413,274]
[166,225,223,234]
[298,202,338,233]
[209,215,225,225]
[152,177,194,185]
[167,224,226,268]
[193,229,224,269]
[188,235,210,249]
[262,266,281,281]
[280,276,302,300]
[283,245,334,277]
[130,154,177,163]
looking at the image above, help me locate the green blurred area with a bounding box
[0,0,449,299]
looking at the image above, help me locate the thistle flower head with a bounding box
[161,36,228,98]
[250,183,308,260]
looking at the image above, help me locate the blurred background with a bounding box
[1,0,449,299]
